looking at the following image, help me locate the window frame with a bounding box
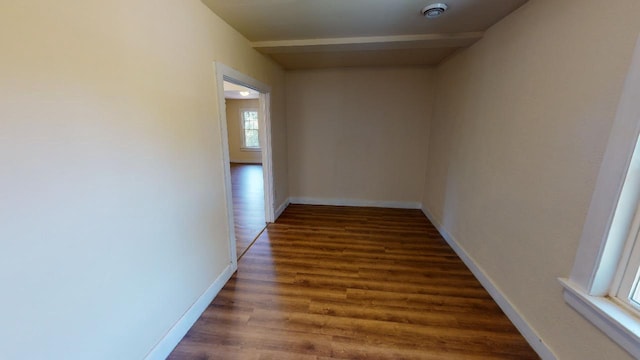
[239,108,260,151]
[611,201,640,312]
[560,35,640,358]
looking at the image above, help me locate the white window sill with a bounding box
[241,147,261,152]
[559,278,640,357]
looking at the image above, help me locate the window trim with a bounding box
[560,279,640,356]
[239,108,261,151]
[561,35,640,358]
[612,201,640,311]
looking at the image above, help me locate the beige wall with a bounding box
[225,99,262,163]
[286,67,433,206]
[422,0,640,358]
[0,1,285,359]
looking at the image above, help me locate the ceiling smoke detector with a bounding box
[421,3,448,18]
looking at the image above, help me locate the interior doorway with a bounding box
[223,81,266,258]
[215,63,274,265]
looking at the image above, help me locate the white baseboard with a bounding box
[229,160,262,164]
[421,206,557,360]
[274,199,290,220]
[144,262,237,360]
[290,197,421,209]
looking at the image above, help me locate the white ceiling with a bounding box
[223,81,260,99]
[202,0,528,69]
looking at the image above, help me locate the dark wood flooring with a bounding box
[230,163,266,258]
[169,204,539,359]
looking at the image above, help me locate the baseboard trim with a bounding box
[421,206,557,360]
[229,160,262,164]
[290,197,421,209]
[274,199,290,220]
[144,262,236,360]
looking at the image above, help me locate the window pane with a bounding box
[241,110,260,148]
[245,129,259,148]
[245,118,258,130]
[630,269,640,306]
[245,111,258,121]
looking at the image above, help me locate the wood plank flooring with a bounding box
[230,163,266,258]
[169,204,539,359]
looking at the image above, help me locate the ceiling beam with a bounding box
[251,32,484,54]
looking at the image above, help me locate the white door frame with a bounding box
[214,62,275,264]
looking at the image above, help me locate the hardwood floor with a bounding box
[230,163,266,258]
[169,204,539,359]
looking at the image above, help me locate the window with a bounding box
[241,109,260,150]
[610,144,640,313]
[561,36,640,358]
[614,230,640,311]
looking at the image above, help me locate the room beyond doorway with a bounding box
[230,163,266,258]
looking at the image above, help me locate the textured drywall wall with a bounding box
[287,67,433,206]
[422,0,640,358]
[0,1,285,358]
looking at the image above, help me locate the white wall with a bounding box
[286,67,433,207]
[0,1,285,359]
[225,99,262,163]
[422,0,640,358]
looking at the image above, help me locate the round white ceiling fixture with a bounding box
[421,3,448,18]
